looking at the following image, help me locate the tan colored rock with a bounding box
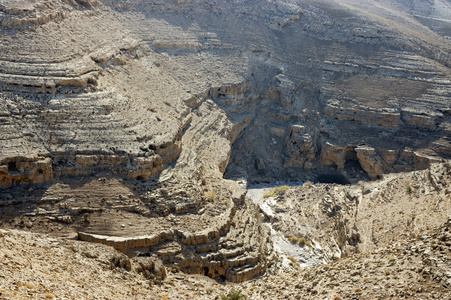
[380,149,398,165]
[128,156,163,180]
[432,138,451,156]
[355,146,385,180]
[285,125,317,168]
[401,111,438,130]
[77,199,271,283]
[75,155,100,167]
[1,1,451,297]
[324,102,401,127]
[320,141,346,169]
[134,256,167,281]
[0,157,53,187]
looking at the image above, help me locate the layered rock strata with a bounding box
[79,199,273,282]
[1,0,451,284]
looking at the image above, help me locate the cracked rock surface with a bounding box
[1,0,451,298]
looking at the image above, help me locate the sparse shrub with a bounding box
[263,185,290,198]
[304,181,312,187]
[276,185,290,194]
[385,270,391,276]
[263,190,273,198]
[286,234,308,247]
[288,258,301,268]
[406,184,413,193]
[333,296,341,300]
[221,289,247,300]
[44,293,56,299]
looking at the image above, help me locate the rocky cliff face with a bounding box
[1,0,450,185]
[1,0,451,283]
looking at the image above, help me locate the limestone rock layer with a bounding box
[1,0,451,282]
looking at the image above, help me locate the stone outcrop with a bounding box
[0,156,53,187]
[427,162,451,192]
[134,255,167,281]
[78,199,273,282]
[324,103,402,128]
[285,124,316,168]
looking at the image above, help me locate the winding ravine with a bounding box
[244,183,326,269]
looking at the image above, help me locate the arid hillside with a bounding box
[0,0,451,299]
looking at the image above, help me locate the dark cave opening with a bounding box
[217,275,227,283]
[7,162,18,173]
[316,173,349,185]
[344,146,367,179]
[344,146,358,162]
[316,148,365,184]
